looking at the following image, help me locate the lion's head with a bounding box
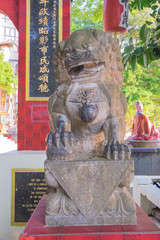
[53,29,124,87]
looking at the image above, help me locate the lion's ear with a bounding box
[92,29,99,41]
[59,41,65,52]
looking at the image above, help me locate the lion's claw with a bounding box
[52,130,60,148]
[46,118,73,160]
[104,142,131,160]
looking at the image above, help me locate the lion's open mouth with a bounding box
[67,61,105,81]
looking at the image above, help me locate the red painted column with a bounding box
[18,0,70,150]
[0,0,19,30]
[18,0,26,150]
[62,0,71,40]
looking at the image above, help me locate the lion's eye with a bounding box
[66,53,71,57]
[88,46,94,51]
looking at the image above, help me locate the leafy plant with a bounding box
[122,60,160,129]
[71,0,104,32]
[71,0,160,70]
[122,2,160,70]
[0,52,18,95]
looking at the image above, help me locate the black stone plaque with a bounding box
[12,170,47,225]
[26,0,61,100]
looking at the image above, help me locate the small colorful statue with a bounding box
[130,100,160,140]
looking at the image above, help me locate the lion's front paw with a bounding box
[46,128,73,160]
[104,141,131,160]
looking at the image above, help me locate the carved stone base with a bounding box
[44,157,137,226]
[46,212,137,227]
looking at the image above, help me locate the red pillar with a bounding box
[18,0,70,150]
[0,0,19,30]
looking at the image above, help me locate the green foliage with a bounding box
[0,53,18,95]
[122,1,160,70]
[71,0,160,70]
[130,0,158,11]
[71,18,103,33]
[122,60,160,128]
[71,0,104,32]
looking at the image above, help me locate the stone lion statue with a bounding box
[44,29,136,226]
[47,29,130,160]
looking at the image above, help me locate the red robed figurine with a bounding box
[130,100,160,140]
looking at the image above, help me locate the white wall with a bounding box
[0,150,46,240]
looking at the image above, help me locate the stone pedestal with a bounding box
[44,157,136,226]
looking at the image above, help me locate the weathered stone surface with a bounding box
[45,211,136,226]
[45,158,136,226]
[46,29,130,161]
[44,29,137,227]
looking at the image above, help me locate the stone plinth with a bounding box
[44,157,136,226]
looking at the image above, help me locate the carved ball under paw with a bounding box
[79,104,98,123]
